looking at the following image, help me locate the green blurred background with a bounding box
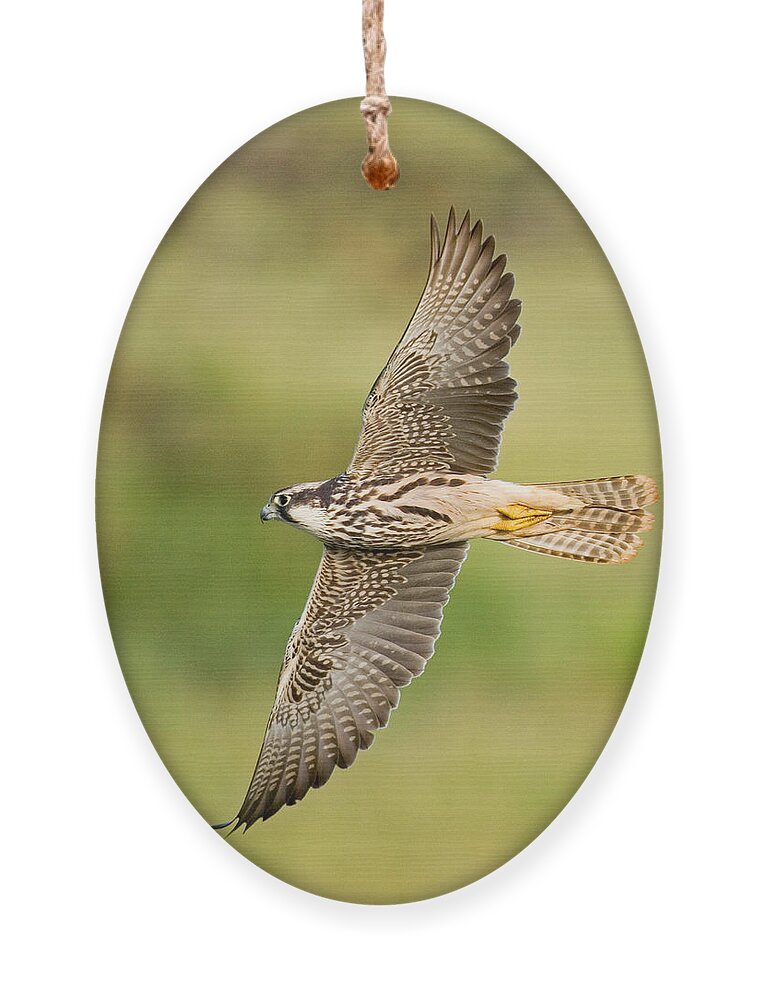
[97,98,661,904]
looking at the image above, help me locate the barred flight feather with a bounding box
[349,208,521,477]
[233,542,468,828]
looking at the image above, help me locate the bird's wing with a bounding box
[233,541,468,828]
[349,208,522,477]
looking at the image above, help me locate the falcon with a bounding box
[215,208,658,832]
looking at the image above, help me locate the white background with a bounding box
[3,1,755,996]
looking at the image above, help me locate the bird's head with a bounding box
[260,479,337,537]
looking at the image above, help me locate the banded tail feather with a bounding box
[493,474,659,564]
[529,474,659,511]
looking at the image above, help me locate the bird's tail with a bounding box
[491,474,659,564]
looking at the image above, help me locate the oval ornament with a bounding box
[97,98,662,904]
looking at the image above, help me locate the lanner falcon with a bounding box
[215,208,658,832]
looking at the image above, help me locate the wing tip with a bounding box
[211,816,244,838]
[430,213,441,265]
[431,206,508,271]
[432,205,476,264]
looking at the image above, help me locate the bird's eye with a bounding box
[274,494,291,508]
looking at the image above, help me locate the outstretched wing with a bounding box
[232,541,468,828]
[349,208,522,477]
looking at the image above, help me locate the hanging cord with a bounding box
[361,0,399,190]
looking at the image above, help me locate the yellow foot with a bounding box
[493,503,554,533]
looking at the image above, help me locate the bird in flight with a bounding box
[216,208,658,832]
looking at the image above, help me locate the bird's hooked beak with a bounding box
[260,503,276,523]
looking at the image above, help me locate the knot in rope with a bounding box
[360,95,392,117]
